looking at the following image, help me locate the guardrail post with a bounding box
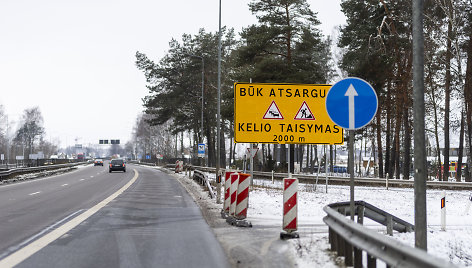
[386,214,393,236]
[367,253,376,268]
[357,205,364,225]
[330,230,337,251]
[328,227,332,245]
[344,240,353,266]
[336,234,345,257]
[354,247,362,268]
[386,172,389,190]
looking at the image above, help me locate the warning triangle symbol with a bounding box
[263,101,284,120]
[294,101,315,120]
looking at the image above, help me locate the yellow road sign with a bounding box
[234,83,344,144]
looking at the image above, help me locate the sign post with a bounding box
[326,77,378,221]
[247,146,258,186]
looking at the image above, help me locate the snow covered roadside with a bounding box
[171,168,472,267]
[166,169,342,268]
[249,180,472,267]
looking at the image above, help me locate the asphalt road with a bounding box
[0,163,229,268]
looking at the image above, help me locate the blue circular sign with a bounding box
[326,77,378,130]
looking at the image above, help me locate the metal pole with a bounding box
[250,144,254,185]
[249,79,254,186]
[325,144,328,193]
[201,57,205,167]
[216,0,222,204]
[201,57,204,143]
[349,130,355,221]
[288,145,291,177]
[6,116,9,168]
[413,0,427,250]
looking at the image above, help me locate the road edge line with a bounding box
[0,169,139,267]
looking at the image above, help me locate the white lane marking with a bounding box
[0,209,86,260]
[260,237,279,256]
[28,192,40,196]
[0,169,139,267]
[61,184,68,187]
[90,176,94,178]
[79,179,85,181]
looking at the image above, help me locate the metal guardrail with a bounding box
[0,163,83,182]
[323,201,456,268]
[192,170,215,199]
[159,164,215,199]
[165,165,472,190]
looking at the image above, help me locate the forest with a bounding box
[133,0,472,182]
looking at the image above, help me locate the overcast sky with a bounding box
[0,0,346,148]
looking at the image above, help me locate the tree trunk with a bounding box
[329,145,333,174]
[280,144,286,169]
[206,126,214,167]
[229,127,233,167]
[385,81,392,178]
[466,104,472,182]
[262,143,266,170]
[403,108,411,180]
[289,144,294,173]
[456,110,465,181]
[443,17,452,181]
[376,109,384,178]
[394,105,402,180]
[220,121,227,168]
[462,24,472,182]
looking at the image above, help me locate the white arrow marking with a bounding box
[345,84,358,129]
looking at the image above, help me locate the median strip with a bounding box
[0,169,139,267]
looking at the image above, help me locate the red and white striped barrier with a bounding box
[235,173,251,219]
[223,171,233,213]
[229,173,239,216]
[175,160,183,173]
[283,178,298,232]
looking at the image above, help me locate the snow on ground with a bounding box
[202,172,472,267]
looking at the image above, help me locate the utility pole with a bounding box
[412,0,428,251]
[216,0,222,204]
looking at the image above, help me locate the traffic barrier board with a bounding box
[234,83,343,144]
[283,178,298,232]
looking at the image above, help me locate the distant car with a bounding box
[94,159,104,166]
[109,159,126,172]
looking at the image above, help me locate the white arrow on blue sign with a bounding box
[326,77,378,130]
[198,143,205,157]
